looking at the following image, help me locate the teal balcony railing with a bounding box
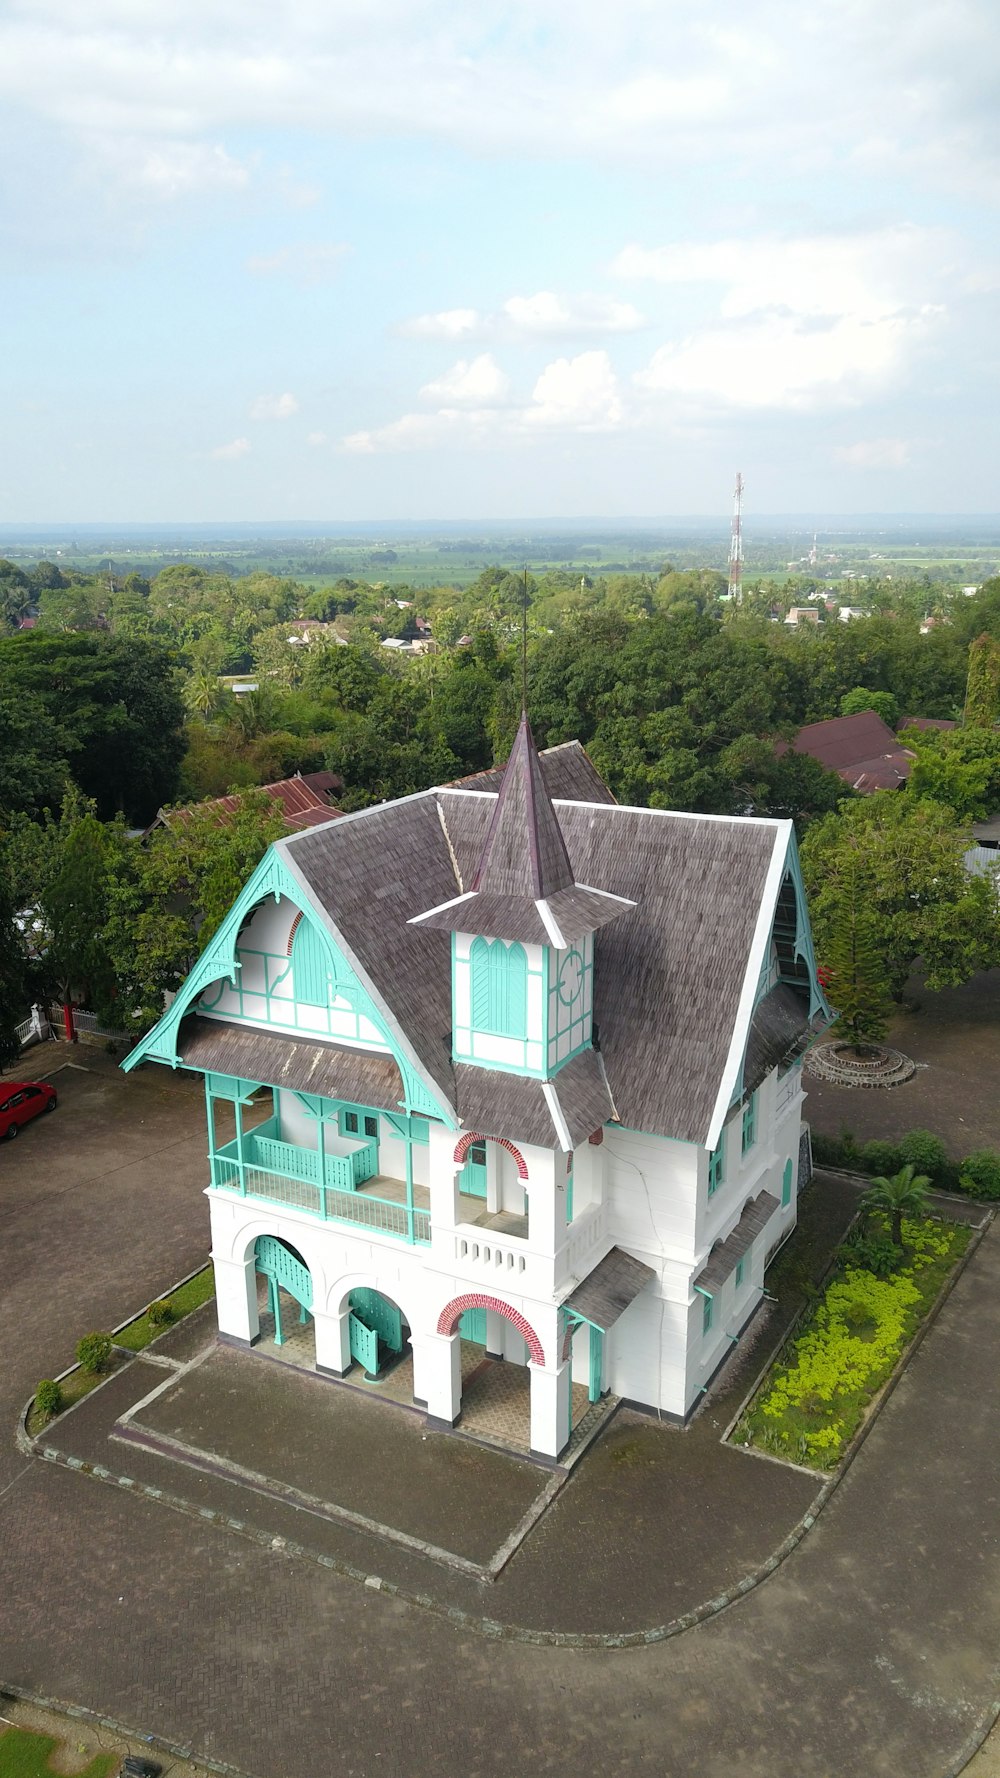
[210,1116,429,1244]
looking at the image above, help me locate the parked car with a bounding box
[0,1080,56,1139]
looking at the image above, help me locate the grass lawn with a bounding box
[114,1265,215,1351]
[0,1727,115,1778]
[28,1266,216,1437]
[733,1215,971,1470]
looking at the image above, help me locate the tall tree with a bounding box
[821,846,892,1051]
[964,633,1000,729]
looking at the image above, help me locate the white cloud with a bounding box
[344,348,625,452]
[419,354,511,406]
[626,227,947,411]
[249,391,299,420]
[306,430,328,446]
[246,242,349,283]
[88,134,251,199]
[211,436,251,459]
[525,350,623,429]
[399,309,484,340]
[834,438,911,469]
[400,292,644,343]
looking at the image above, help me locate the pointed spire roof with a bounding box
[471,713,575,899]
[410,713,637,947]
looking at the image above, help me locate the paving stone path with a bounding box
[3,1054,1000,1777]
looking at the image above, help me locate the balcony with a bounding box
[210,1116,431,1244]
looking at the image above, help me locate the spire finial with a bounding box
[521,565,529,718]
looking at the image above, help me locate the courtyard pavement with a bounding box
[4,1049,1000,1777]
[806,965,1000,1156]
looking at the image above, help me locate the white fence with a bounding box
[16,1005,136,1049]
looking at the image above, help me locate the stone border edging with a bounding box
[0,1680,253,1778]
[16,1262,213,1456]
[17,1221,992,1653]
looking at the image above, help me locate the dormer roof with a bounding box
[408,713,636,946]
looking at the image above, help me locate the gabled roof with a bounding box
[409,716,634,946]
[150,771,343,836]
[786,711,913,792]
[282,786,799,1148]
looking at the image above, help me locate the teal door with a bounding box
[459,1306,487,1344]
[460,1142,488,1198]
[349,1289,403,1354]
[349,1313,379,1376]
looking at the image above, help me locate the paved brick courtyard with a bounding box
[6,1048,1000,1778]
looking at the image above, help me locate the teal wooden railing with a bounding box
[210,1125,428,1244]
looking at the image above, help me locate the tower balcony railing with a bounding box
[209,1116,430,1244]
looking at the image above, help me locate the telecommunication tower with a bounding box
[727,472,744,601]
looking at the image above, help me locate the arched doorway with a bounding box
[254,1236,313,1354]
[453,1133,530,1231]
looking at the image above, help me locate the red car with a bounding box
[0,1080,57,1139]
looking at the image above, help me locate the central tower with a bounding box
[410,713,634,1079]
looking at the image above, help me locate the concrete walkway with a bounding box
[5,1058,1000,1777]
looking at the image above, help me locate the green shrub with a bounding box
[76,1331,113,1374]
[35,1378,63,1419]
[898,1129,949,1182]
[812,1131,850,1169]
[860,1139,902,1176]
[959,1149,1000,1201]
[147,1299,174,1328]
[843,1229,901,1277]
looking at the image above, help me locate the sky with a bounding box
[0,0,998,522]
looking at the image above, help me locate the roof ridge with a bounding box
[471,712,575,899]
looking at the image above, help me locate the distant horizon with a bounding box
[2,514,1000,539]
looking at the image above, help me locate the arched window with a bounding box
[469,937,527,1039]
[292,916,331,1007]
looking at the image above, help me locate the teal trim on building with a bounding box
[782,1157,793,1206]
[702,1294,713,1336]
[291,918,330,1007]
[470,937,528,1039]
[708,1130,726,1196]
[122,845,452,1126]
[742,1091,758,1154]
[735,1257,745,1289]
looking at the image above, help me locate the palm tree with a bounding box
[184,669,222,721]
[861,1164,932,1248]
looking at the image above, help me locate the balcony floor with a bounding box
[358,1174,526,1236]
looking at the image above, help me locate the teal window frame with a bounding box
[702,1294,713,1336]
[469,936,528,1040]
[339,1104,380,1141]
[708,1130,725,1196]
[782,1157,793,1207]
[742,1091,758,1155]
[291,916,331,1008]
[735,1258,745,1290]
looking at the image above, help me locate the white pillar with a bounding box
[314,1307,351,1377]
[484,1306,506,1360]
[529,1359,572,1460]
[212,1253,259,1344]
[416,1331,462,1427]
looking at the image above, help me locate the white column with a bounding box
[314,1307,351,1376]
[484,1306,506,1359]
[529,1359,572,1460]
[416,1331,462,1427]
[212,1253,259,1344]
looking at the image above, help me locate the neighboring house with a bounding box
[782,711,914,793]
[837,607,866,622]
[784,607,822,627]
[146,771,343,838]
[124,720,829,1461]
[897,716,957,734]
[285,619,349,647]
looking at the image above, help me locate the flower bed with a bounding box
[732,1217,971,1469]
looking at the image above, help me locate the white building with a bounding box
[126,719,829,1461]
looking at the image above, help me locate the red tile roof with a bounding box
[153,770,343,835]
[787,711,914,792]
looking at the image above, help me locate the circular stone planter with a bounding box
[804,1041,916,1089]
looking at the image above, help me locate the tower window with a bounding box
[469,937,527,1039]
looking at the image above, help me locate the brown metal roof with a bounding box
[156,771,343,835]
[789,711,913,791]
[693,1191,781,1296]
[563,1247,656,1329]
[177,1015,405,1108]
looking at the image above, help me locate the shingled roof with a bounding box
[281,772,793,1148]
[409,714,635,947]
